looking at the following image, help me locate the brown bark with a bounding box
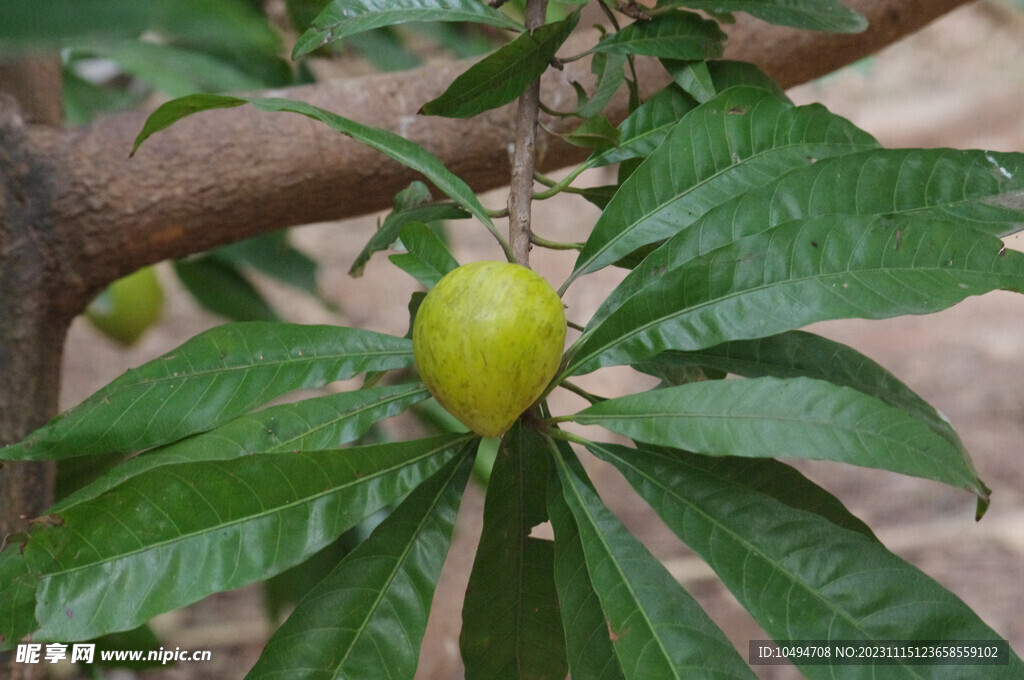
[0,58,63,680]
[17,0,972,318]
[506,0,549,266]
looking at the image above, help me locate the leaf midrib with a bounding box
[568,254,1010,376]
[36,437,470,583]
[574,111,876,280]
[595,442,930,679]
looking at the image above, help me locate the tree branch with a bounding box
[21,0,972,316]
[506,0,548,266]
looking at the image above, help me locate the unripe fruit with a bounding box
[85,266,165,346]
[413,261,566,437]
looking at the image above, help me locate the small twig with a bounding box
[531,232,585,251]
[506,0,549,266]
[560,380,606,404]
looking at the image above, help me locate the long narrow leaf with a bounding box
[245,445,474,680]
[593,11,725,59]
[632,330,964,455]
[0,0,281,55]
[661,0,867,33]
[388,222,459,288]
[707,148,1024,239]
[568,376,989,506]
[545,436,625,680]
[14,433,474,642]
[292,0,524,59]
[2,323,414,461]
[566,86,878,287]
[420,11,580,119]
[589,441,1024,678]
[249,97,499,230]
[567,214,1024,377]
[550,445,758,680]
[460,424,566,680]
[585,149,1024,334]
[130,94,498,233]
[49,383,431,512]
[589,85,697,167]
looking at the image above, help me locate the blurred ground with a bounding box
[54,2,1024,679]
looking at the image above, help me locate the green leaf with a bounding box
[589,441,1024,679]
[2,323,414,460]
[566,86,878,286]
[661,59,716,102]
[350,182,468,277]
[130,93,248,155]
[218,232,322,301]
[593,11,726,59]
[420,11,580,118]
[661,0,868,33]
[603,442,878,539]
[460,424,566,680]
[661,58,790,105]
[388,222,460,288]
[174,255,280,322]
[589,85,698,167]
[568,376,988,503]
[0,0,281,55]
[249,97,500,231]
[49,383,432,513]
[17,433,474,643]
[544,437,625,680]
[701,147,1024,238]
[131,95,499,235]
[0,542,38,650]
[245,445,474,680]
[292,0,524,60]
[567,214,1024,377]
[632,331,964,455]
[563,116,621,151]
[549,444,757,680]
[576,51,627,119]
[582,148,1024,341]
[72,39,268,98]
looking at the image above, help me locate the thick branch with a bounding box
[23,0,971,316]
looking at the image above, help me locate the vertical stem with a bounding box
[506,0,548,267]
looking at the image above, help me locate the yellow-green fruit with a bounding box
[413,261,566,438]
[85,266,165,345]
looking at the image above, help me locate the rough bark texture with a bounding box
[0,59,63,680]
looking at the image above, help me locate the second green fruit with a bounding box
[413,261,566,438]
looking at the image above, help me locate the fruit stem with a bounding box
[506,0,549,266]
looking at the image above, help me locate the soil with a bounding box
[50,4,1024,679]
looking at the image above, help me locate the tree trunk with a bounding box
[0,54,63,680]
